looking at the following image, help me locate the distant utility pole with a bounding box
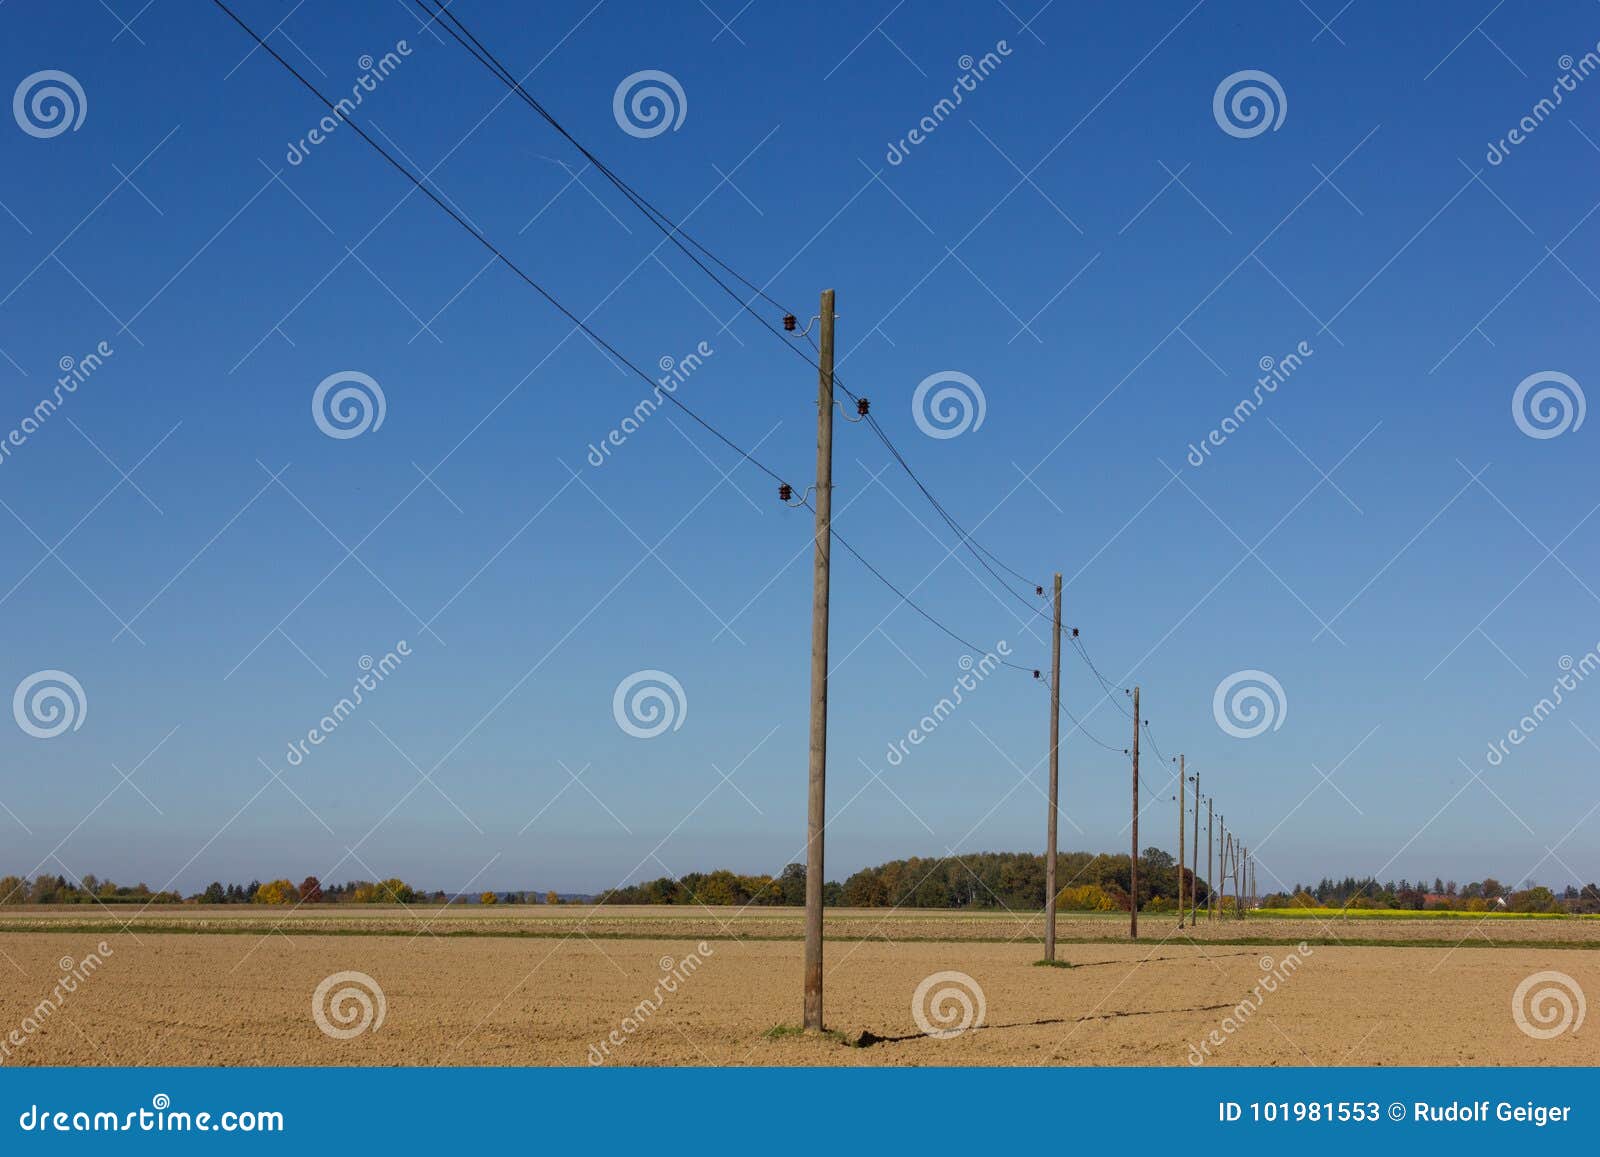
[1243,847,1251,917]
[1219,821,1228,920]
[1206,798,1214,922]
[1233,841,1242,920]
[1238,844,1246,920]
[802,289,835,1033]
[1044,572,1062,962]
[1176,754,1185,929]
[1190,772,1200,927]
[1129,685,1140,941]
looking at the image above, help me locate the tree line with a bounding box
[597,850,1205,912]
[1263,876,1600,914]
[0,874,565,907]
[6,859,1596,913]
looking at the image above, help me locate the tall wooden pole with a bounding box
[1239,845,1247,919]
[1190,772,1200,926]
[1129,685,1140,940]
[1206,798,1214,921]
[1176,754,1185,929]
[1044,573,1062,961]
[802,289,835,1032]
[1219,821,1228,920]
[1236,843,1243,920]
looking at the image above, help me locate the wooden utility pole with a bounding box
[1176,754,1185,929]
[1240,845,1248,918]
[1190,772,1200,926]
[1129,685,1140,940]
[1233,842,1241,920]
[802,289,835,1032]
[1206,798,1214,921]
[1246,851,1252,914]
[1044,573,1062,961]
[1219,822,1228,920]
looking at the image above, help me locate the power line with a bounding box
[212,0,1038,680]
[409,0,1049,611]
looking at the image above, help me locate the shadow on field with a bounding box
[852,1001,1238,1047]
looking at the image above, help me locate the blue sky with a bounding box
[0,0,1596,897]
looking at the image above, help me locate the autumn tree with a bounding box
[253,879,297,905]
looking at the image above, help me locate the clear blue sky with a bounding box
[0,0,1596,897]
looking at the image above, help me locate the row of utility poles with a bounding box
[802,290,1254,1028]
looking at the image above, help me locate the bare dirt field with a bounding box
[0,907,1594,1067]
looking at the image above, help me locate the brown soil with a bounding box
[0,922,1594,1066]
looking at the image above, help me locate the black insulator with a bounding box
[778,483,793,502]
[1072,627,1079,637]
[1032,669,1041,679]
[856,397,870,415]
[783,314,797,332]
